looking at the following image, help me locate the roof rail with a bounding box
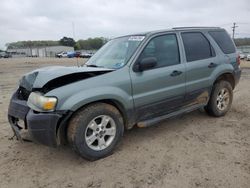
[172,26,221,30]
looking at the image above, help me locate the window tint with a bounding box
[139,34,180,68]
[209,30,236,54]
[182,32,214,62]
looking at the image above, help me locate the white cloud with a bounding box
[0,0,249,49]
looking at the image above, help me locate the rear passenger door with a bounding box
[181,32,217,106]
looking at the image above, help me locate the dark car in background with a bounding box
[74,51,81,58]
[0,52,12,58]
[67,52,76,58]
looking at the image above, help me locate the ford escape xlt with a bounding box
[8,27,241,160]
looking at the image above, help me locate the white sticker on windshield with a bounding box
[128,36,145,41]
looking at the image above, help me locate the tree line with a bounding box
[5,37,250,51]
[234,38,250,46]
[6,37,109,50]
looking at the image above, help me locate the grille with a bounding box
[17,87,31,101]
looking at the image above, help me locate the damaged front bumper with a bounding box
[8,90,71,147]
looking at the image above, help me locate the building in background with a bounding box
[7,46,74,58]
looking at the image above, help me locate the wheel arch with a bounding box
[213,72,235,89]
[56,98,135,145]
[74,99,132,129]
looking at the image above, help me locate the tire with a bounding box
[205,80,233,117]
[67,103,124,161]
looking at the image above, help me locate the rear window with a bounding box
[209,30,236,54]
[181,32,214,62]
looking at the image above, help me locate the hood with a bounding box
[19,66,113,92]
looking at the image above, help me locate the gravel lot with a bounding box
[0,58,249,188]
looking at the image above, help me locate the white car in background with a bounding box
[239,53,245,59]
[247,54,250,61]
[56,51,68,58]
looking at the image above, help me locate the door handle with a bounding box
[170,70,182,77]
[208,62,217,68]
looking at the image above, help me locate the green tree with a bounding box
[59,37,76,47]
[74,42,81,50]
[76,37,107,50]
[234,38,250,46]
[5,37,108,50]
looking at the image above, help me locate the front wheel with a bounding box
[67,103,124,161]
[205,80,233,117]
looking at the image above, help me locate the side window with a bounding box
[181,32,214,62]
[209,30,236,54]
[139,34,180,68]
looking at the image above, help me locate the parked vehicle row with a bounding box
[56,51,94,58]
[239,52,250,61]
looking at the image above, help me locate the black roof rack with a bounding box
[172,26,221,30]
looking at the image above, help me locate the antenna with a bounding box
[72,22,76,39]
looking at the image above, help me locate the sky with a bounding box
[0,0,250,50]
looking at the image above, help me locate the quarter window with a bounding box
[209,30,236,54]
[138,34,180,68]
[181,32,214,62]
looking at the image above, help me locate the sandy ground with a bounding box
[0,58,249,188]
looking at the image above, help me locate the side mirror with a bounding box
[134,57,157,72]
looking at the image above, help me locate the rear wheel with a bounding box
[205,80,233,117]
[67,103,124,161]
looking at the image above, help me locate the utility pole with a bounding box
[232,22,238,39]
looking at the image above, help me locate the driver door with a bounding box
[130,33,186,121]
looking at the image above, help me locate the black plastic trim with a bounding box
[233,69,241,86]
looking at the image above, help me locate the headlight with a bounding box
[27,92,57,112]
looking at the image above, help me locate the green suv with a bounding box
[8,27,241,160]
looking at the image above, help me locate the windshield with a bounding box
[85,35,145,69]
